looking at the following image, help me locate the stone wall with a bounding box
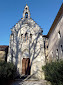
[47,13,63,62]
[7,16,45,79]
[0,51,5,61]
[0,46,9,62]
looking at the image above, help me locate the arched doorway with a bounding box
[22,58,30,75]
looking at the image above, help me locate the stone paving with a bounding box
[11,75,51,85]
[11,80,51,85]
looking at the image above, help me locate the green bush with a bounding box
[0,61,17,81]
[42,60,63,85]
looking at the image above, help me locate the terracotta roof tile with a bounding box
[0,45,9,48]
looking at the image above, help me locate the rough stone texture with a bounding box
[0,46,8,61]
[0,51,5,61]
[47,13,63,62]
[7,5,45,79]
[43,4,63,63]
[7,3,63,79]
[11,80,51,85]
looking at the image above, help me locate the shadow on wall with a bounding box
[10,26,44,76]
[47,35,63,62]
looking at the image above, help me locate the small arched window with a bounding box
[26,7,27,10]
[56,49,58,56]
[58,31,61,39]
[61,45,63,54]
[21,34,23,42]
[30,34,32,39]
[25,12,28,18]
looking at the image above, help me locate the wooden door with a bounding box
[22,58,30,75]
[22,58,26,74]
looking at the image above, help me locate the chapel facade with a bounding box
[7,4,45,79]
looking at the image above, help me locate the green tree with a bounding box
[0,61,17,81]
[43,60,63,85]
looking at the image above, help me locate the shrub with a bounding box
[0,61,17,81]
[42,60,63,85]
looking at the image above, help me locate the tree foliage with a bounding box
[42,60,63,85]
[0,61,17,81]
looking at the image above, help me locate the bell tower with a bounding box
[23,4,30,19]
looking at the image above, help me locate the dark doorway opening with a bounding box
[22,58,30,75]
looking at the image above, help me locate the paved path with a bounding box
[11,80,51,85]
[11,75,51,85]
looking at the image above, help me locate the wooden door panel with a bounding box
[22,58,30,75]
[22,59,26,74]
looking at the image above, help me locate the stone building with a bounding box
[0,45,8,62]
[7,3,63,79]
[7,4,45,79]
[44,3,63,63]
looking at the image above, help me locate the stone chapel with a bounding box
[7,3,63,79]
[7,4,45,79]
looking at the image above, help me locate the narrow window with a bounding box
[61,45,63,54]
[56,49,59,60]
[56,49,58,56]
[21,34,23,42]
[58,31,61,39]
[47,46,48,49]
[30,34,32,39]
[30,34,32,42]
[44,41,45,49]
[25,12,28,18]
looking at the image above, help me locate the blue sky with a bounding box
[0,0,63,45]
